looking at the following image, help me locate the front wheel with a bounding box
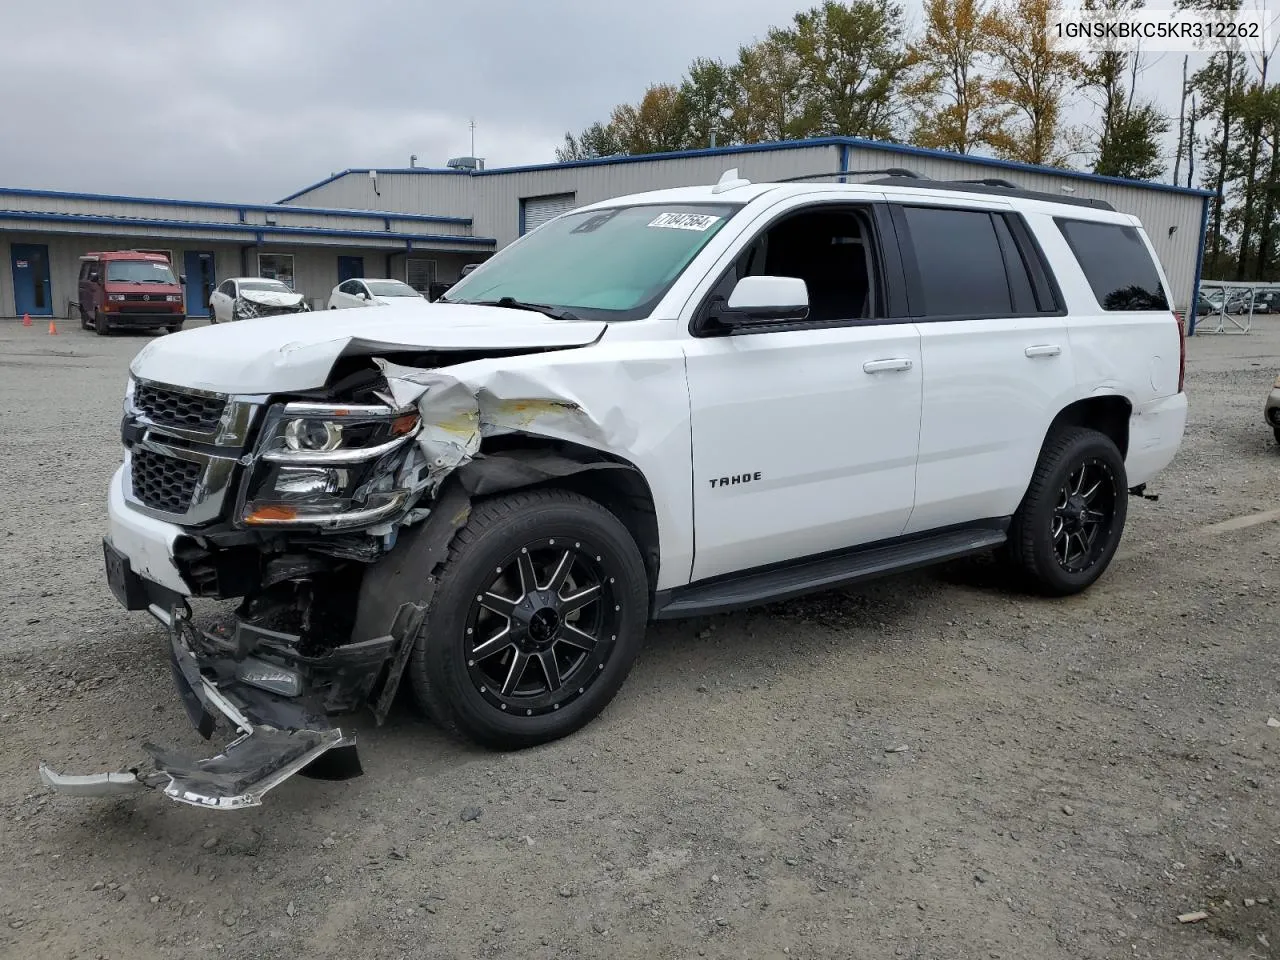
[1006,426,1128,596]
[94,311,111,336]
[408,489,648,750]
[1273,426,1280,448]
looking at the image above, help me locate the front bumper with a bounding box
[105,311,185,328]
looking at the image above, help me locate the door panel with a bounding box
[12,244,53,316]
[905,316,1074,533]
[685,324,923,581]
[337,256,364,283]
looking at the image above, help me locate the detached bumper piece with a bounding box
[39,611,356,810]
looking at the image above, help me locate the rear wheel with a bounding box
[1006,427,1127,596]
[408,489,648,750]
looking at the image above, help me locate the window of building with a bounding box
[1056,218,1169,311]
[258,253,295,289]
[405,258,437,295]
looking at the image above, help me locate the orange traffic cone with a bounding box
[22,313,31,327]
[47,319,57,336]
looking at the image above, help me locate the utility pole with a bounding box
[470,118,476,158]
[1174,55,1188,186]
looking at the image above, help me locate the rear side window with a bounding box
[900,206,1011,316]
[1056,218,1168,311]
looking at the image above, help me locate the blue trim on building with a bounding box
[0,209,495,246]
[1187,194,1212,336]
[0,185,471,226]
[284,137,1213,201]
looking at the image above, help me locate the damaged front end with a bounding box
[42,331,644,810]
[234,291,310,321]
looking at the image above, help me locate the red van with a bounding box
[77,251,186,335]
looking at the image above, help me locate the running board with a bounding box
[653,523,1008,619]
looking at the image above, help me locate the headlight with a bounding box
[108,294,126,302]
[240,402,421,526]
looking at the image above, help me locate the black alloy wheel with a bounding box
[465,537,623,716]
[1050,458,1119,573]
[1006,426,1128,595]
[408,489,647,749]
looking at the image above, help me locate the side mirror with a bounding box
[359,291,370,300]
[179,274,188,284]
[88,272,99,283]
[717,275,810,326]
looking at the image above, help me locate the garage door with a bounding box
[521,193,577,235]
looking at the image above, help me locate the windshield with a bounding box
[366,280,421,297]
[444,203,740,320]
[106,260,177,284]
[240,280,292,293]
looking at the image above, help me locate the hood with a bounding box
[240,289,306,308]
[130,302,608,394]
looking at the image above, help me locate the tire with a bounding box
[94,311,111,336]
[166,322,183,333]
[408,489,648,750]
[1006,426,1128,596]
[1273,426,1280,448]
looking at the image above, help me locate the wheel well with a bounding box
[1046,396,1131,458]
[462,439,661,595]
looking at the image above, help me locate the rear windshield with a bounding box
[366,280,420,297]
[1055,219,1168,311]
[106,260,177,284]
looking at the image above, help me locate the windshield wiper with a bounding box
[466,296,581,322]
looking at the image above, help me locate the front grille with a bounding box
[123,294,173,302]
[131,448,202,515]
[134,382,225,432]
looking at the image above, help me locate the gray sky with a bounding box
[1,0,1204,205]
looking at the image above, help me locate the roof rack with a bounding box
[953,177,1020,189]
[777,167,927,183]
[865,176,1116,211]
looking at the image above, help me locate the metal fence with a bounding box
[1195,279,1279,334]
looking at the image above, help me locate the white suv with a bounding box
[45,170,1187,808]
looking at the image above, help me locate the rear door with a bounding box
[889,200,1077,533]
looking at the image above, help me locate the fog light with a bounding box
[235,659,302,698]
[273,467,347,496]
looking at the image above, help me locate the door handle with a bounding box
[1024,344,1062,358]
[862,358,914,374]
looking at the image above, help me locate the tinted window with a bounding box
[902,207,1011,316]
[1056,219,1168,311]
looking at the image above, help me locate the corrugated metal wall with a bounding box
[280,143,1204,309]
[283,173,478,220]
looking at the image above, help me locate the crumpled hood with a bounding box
[129,302,608,394]
[239,289,306,308]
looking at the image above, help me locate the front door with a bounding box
[337,256,364,283]
[183,251,216,317]
[12,243,53,316]
[682,201,923,582]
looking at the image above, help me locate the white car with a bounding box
[50,168,1188,808]
[209,278,309,323]
[327,278,426,310]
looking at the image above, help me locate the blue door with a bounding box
[337,256,364,283]
[183,251,216,317]
[11,243,53,316]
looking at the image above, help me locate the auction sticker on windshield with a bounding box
[648,212,722,231]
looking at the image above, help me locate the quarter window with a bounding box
[1056,219,1168,311]
[901,206,1011,317]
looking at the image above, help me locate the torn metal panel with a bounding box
[130,302,607,394]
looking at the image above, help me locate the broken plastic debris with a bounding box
[1177,911,1209,924]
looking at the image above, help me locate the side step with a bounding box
[654,523,1008,619]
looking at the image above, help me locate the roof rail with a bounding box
[777,167,926,183]
[953,177,1020,189]
[866,176,1116,211]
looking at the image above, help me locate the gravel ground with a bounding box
[0,318,1278,960]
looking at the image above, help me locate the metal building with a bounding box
[2,136,1212,325]
[282,137,1213,323]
